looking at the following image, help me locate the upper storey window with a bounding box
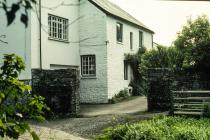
[116,22,123,43]
[139,31,143,47]
[48,14,68,42]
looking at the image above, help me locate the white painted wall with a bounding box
[106,16,153,99]
[0,1,31,80]
[0,0,153,103]
[31,0,80,69]
[79,0,108,103]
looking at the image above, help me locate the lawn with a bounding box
[95,115,210,140]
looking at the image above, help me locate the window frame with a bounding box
[139,31,143,47]
[81,55,96,77]
[116,22,123,43]
[48,14,69,42]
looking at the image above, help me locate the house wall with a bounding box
[79,1,108,103]
[106,16,153,99]
[0,0,31,80]
[31,0,80,70]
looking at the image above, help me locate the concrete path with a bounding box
[19,126,87,140]
[80,96,147,117]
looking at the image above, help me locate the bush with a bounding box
[125,47,147,96]
[138,46,184,96]
[140,46,184,76]
[174,15,210,73]
[95,116,210,140]
[203,103,210,117]
[0,54,49,140]
[109,89,130,104]
[129,80,147,96]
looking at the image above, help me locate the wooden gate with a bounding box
[171,91,210,116]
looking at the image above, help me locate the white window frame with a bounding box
[48,14,69,42]
[81,55,96,77]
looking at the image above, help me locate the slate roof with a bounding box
[89,0,154,33]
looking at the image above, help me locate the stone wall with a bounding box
[148,68,172,111]
[148,68,210,111]
[32,69,80,116]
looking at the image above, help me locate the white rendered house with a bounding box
[0,0,154,103]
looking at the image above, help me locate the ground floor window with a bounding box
[124,61,128,80]
[81,55,96,77]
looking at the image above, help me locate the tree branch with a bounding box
[0,35,7,44]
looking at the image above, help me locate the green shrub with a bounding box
[138,46,184,96]
[125,47,147,96]
[129,80,147,96]
[174,15,210,72]
[109,89,130,104]
[95,116,210,140]
[0,54,49,140]
[203,103,210,117]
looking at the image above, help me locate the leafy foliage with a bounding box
[0,54,49,139]
[174,15,210,72]
[136,46,184,96]
[1,0,37,26]
[140,45,184,76]
[109,89,130,104]
[125,47,147,96]
[95,116,210,140]
[203,103,210,117]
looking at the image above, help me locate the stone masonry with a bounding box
[32,69,80,116]
[148,68,210,112]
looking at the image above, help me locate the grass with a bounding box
[94,115,210,140]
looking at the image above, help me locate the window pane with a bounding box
[124,61,128,80]
[81,55,96,76]
[117,23,123,42]
[139,31,143,47]
[130,32,133,50]
[48,14,68,41]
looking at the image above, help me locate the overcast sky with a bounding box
[109,0,210,46]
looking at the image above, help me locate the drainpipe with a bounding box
[39,0,42,69]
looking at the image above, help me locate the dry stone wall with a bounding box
[148,68,210,111]
[32,69,80,116]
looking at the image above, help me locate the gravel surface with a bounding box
[40,113,164,139]
[30,97,165,139]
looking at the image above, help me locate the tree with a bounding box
[174,15,210,72]
[0,0,36,27]
[138,45,184,96]
[0,54,49,139]
[0,1,49,139]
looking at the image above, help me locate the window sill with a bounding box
[48,37,70,43]
[117,41,123,45]
[81,76,97,79]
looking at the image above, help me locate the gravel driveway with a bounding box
[38,96,151,139]
[41,113,164,139]
[80,96,147,117]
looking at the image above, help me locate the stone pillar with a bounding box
[31,69,80,116]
